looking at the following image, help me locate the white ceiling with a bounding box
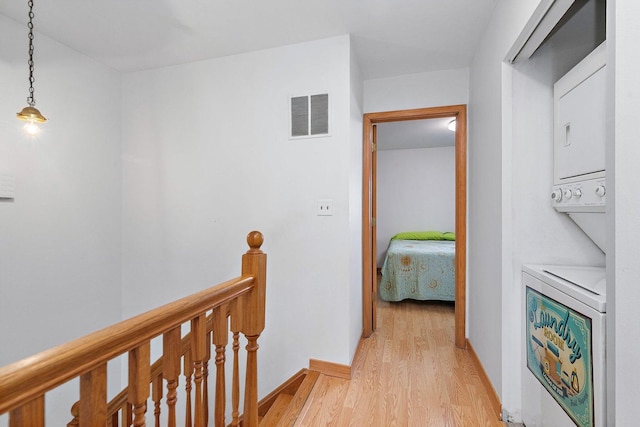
[0,0,498,79]
[377,118,455,151]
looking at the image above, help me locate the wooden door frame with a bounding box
[362,105,467,348]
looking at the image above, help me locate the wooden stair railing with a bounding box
[0,231,267,427]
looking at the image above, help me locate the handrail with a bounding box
[0,276,254,414]
[0,230,267,426]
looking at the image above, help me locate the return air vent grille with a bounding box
[290,93,329,138]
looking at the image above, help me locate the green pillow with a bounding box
[442,232,455,241]
[391,231,444,241]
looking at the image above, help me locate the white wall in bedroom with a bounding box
[375,146,455,266]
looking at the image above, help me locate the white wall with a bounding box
[0,29,363,421]
[376,146,455,266]
[608,1,640,424]
[364,68,469,113]
[468,0,541,418]
[348,41,364,362]
[121,35,358,399]
[0,14,122,424]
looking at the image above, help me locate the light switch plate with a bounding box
[0,174,15,199]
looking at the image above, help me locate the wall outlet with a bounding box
[316,199,334,216]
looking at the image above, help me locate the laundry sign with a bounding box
[526,286,594,427]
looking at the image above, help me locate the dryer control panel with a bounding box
[551,177,605,212]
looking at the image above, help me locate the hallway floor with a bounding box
[293,296,505,426]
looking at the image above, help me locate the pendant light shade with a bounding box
[17,106,47,123]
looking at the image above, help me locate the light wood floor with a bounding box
[294,296,505,426]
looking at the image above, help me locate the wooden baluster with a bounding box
[163,326,181,427]
[191,313,207,427]
[9,395,45,427]
[184,348,193,427]
[67,401,79,427]
[203,331,211,427]
[110,411,119,427]
[80,363,108,426]
[152,374,163,427]
[128,343,151,427]
[123,403,132,427]
[212,305,229,426]
[230,301,242,427]
[240,231,267,427]
[231,332,241,427]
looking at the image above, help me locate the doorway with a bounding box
[362,105,467,348]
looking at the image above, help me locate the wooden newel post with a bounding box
[240,231,266,426]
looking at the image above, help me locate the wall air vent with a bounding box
[290,93,329,139]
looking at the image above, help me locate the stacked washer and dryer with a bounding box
[523,42,607,427]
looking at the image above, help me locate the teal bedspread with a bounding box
[379,239,455,302]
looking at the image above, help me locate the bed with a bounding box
[379,231,455,302]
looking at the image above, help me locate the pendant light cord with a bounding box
[26,0,36,107]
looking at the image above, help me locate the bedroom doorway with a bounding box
[362,105,467,348]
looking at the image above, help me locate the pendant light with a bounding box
[16,0,47,136]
